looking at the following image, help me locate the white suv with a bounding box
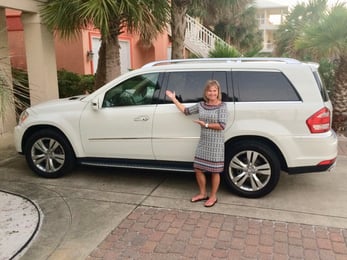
[14,58,338,198]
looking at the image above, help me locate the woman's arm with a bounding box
[193,120,224,130]
[194,103,227,130]
[165,90,186,113]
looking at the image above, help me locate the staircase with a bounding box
[183,14,231,58]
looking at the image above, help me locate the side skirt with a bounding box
[77,157,194,173]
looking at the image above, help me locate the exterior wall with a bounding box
[21,11,59,105]
[0,0,43,13]
[5,1,290,79]
[6,10,172,76]
[130,31,171,69]
[74,29,171,73]
[6,11,93,75]
[0,8,16,135]
[1,1,59,135]
[54,33,88,75]
[6,10,26,69]
[256,5,288,53]
[4,6,59,103]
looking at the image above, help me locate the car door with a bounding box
[80,73,160,159]
[152,70,230,161]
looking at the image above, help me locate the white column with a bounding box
[0,8,16,134]
[21,12,59,105]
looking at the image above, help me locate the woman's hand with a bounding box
[165,90,176,100]
[166,90,186,113]
[194,120,205,127]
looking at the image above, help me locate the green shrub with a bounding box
[57,69,95,98]
[79,74,95,94]
[208,41,240,58]
[12,68,30,116]
[318,59,335,97]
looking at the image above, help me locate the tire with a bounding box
[223,140,281,198]
[24,129,75,178]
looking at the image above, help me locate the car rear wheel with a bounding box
[224,140,281,198]
[25,129,75,178]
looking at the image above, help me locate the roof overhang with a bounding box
[0,0,46,13]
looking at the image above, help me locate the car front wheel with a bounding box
[25,129,75,178]
[224,140,281,198]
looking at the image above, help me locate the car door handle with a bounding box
[134,115,150,121]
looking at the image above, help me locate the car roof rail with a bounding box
[142,57,301,68]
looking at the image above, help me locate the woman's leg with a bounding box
[191,169,208,201]
[205,173,220,207]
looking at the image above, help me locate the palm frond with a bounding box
[125,0,170,45]
[40,0,84,39]
[295,5,347,59]
[208,41,240,58]
[78,0,121,36]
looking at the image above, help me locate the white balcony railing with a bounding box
[168,14,232,58]
[184,14,231,57]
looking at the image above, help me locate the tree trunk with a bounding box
[331,56,347,134]
[94,18,122,90]
[105,36,121,83]
[94,40,106,89]
[171,0,190,59]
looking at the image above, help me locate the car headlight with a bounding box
[19,110,29,124]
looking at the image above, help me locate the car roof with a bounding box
[141,58,301,68]
[139,58,318,72]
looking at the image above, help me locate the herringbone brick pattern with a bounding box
[87,138,347,260]
[88,207,347,260]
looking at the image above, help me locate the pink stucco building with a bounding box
[6,9,172,76]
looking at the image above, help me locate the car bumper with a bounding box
[282,131,338,173]
[13,125,25,153]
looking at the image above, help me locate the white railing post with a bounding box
[184,14,231,57]
[167,14,233,58]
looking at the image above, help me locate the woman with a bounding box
[166,80,228,207]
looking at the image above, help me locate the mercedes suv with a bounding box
[14,58,338,198]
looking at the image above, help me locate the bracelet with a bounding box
[205,123,209,128]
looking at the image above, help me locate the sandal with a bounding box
[191,195,209,203]
[204,198,218,207]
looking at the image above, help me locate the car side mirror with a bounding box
[91,97,101,110]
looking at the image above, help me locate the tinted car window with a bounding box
[163,71,229,103]
[233,71,300,102]
[313,71,329,102]
[103,73,159,107]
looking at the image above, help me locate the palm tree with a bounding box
[0,63,30,121]
[211,1,262,56]
[295,4,347,133]
[274,0,328,57]
[170,0,192,59]
[41,0,170,89]
[0,66,11,118]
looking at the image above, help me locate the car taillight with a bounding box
[306,107,331,133]
[317,158,336,166]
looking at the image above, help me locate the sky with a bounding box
[270,0,346,7]
[263,0,346,24]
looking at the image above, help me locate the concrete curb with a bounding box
[0,191,41,260]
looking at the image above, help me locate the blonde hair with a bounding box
[203,80,222,102]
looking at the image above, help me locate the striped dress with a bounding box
[184,102,228,173]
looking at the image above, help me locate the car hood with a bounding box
[29,95,88,113]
